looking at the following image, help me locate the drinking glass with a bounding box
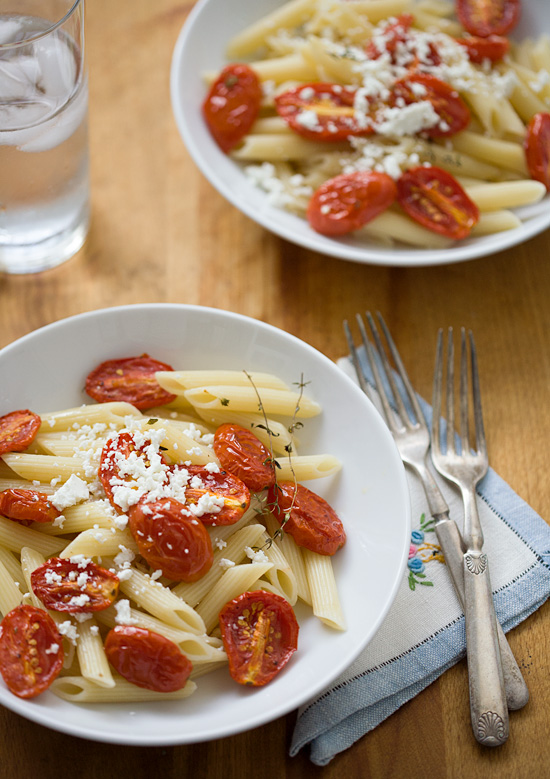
[0,0,89,274]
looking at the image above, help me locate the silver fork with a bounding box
[431,328,510,746]
[343,313,528,734]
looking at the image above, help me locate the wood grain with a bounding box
[0,1,549,776]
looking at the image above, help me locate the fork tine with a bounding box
[354,314,400,434]
[375,312,426,429]
[431,328,444,455]
[343,319,372,399]
[469,330,487,458]
[446,327,456,455]
[459,327,470,455]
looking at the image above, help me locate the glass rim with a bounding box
[0,0,84,49]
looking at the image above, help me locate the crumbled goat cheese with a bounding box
[51,474,89,511]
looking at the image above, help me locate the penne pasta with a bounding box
[50,675,197,703]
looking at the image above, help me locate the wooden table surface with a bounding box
[1,1,549,776]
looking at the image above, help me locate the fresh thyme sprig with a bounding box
[244,371,308,549]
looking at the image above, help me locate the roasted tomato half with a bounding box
[525,112,550,191]
[203,63,262,153]
[0,410,41,456]
[456,0,520,38]
[307,171,396,236]
[275,83,378,141]
[174,464,250,525]
[31,558,120,613]
[396,166,480,239]
[98,431,169,513]
[267,481,346,556]
[0,605,64,698]
[128,496,213,581]
[456,34,510,63]
[105,625,193,692]
[85,354,177,410]
[390,73,470,137]
[0,488,61,526]
[219,590,299,686]
[213,423,276,493]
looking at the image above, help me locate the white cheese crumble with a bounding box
[245,546,269,564]
[114,599,136,625]
[51,474,90,511]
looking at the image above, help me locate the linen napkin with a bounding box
[290,347,550,766]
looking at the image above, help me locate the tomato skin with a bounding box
[31,558,120,613]
[128,496,213,581]
[203,64,262,153]
[175,464,250,525]
[85,354,177,410]
[525,112,550,191]
[213,423,276,493]
[99,431,169,513]
[267,481,346,556]
[219,590,299,687]
[104,626,192,692]
[0,605,63,698]
[275,83,377,142]
[0,488,60,525]
[307,171,396,236]
[457,0,520,37]
[396,166,480,239]
[456,34,510,63]
[0,410,41,456]
[391,73,470,138]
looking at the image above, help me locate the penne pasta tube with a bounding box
[37,501,118,536]
[302,549,345,631]
[448,131,529,176]
[274,453,342,481]
[184,385,321,418]
[232,133,350,162]
[465,180,546,212]
[156,370,290,393]
[195,562,273,633]
[0,516,66,556]
[114,565,207,635]
[195,408,294,455]
[58,527,139,559]
[263,513,311,604]
[1,453,88,483]
[39,402,142,432]
[50,675,197,703]
[0,559,23,616]
[361,210,453,249]
[470,210,522,235]
[76,618,115,688]
[226,0,316,58]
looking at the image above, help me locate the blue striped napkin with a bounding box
[290,350,550,766]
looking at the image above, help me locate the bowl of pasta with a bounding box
[171,0,550,266]
[0,303,410,744]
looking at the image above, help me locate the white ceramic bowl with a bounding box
[0,304,410,744]
[171,0,550,267]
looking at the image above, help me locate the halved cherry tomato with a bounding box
[0,410,41,456]
[99,431,169,513]
[203,63,262,153]
[390,73,470,137]
[0,605,63,698]
[0,488,60,525]
[267,481,346,556]
[456,0,520,37]
[128,496,213,581]
[275,83,377,142]
[307,171,396,237]
[31,558,120,613]
[105,625,192,692]
[85,355,177,410]
[365,13,414,61]
[525,112,550,191]
[213,423,276,493]
[396,166,480,239]
[219,590,299,687]
[456,34,510,63]
[173,464,250,525]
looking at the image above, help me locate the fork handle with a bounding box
[463,553,509,746]
[434,516,529,711]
